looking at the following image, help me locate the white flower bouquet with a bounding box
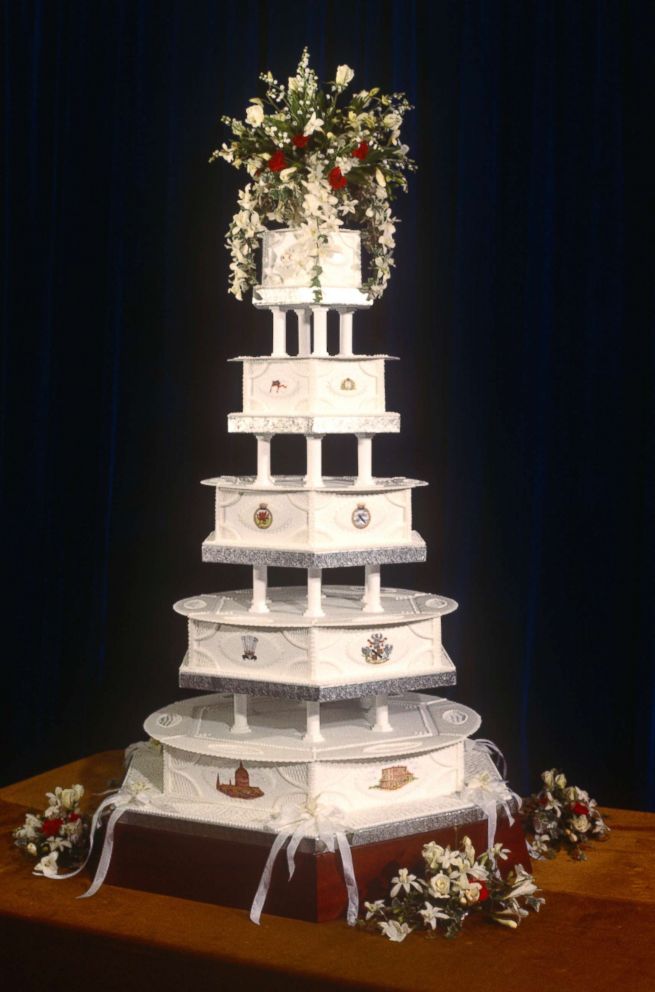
[13,784,89,877]
[522,769,610,860]
[361,836,543,940]
[210,48,416,301]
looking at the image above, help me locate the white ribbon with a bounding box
[249,798,358,927]
[461,739,522,852]
[37,779,156,898]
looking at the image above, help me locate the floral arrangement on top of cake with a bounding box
[522,769,610,861]
[210,47,415,301]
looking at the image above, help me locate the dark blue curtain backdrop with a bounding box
[2,0,653,808]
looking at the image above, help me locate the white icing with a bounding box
[261,229,362,289]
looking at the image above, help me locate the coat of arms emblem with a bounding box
[361,632,393,664]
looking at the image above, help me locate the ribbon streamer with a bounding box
[461,739,522,851]
[36,780,156,897]
[249,799,358,926]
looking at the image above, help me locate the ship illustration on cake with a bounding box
[216,763,264,800]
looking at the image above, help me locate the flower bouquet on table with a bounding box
[12,784,90,878]
[211,47,416,301]
[522,769,610,861]
[360,836,543,941]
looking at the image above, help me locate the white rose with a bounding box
[246,104,264,127]
[422,842,445,870]
[428,873,451,898]
[572,815,589,833]
[542,770,555,790]
[555,773,567,789]
[383,111,402,130]
[335,64,354,89]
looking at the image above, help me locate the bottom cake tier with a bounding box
[143,692,483,828]
[102,742,527,922]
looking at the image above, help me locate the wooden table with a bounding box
[1,751,654,992]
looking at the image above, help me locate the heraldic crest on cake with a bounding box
[120,51,523,924]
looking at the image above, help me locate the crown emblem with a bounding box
[340,377,356,391]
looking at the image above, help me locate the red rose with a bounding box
[328,166,347,190]
[571,802,589,816]
[267,150,287,172]
[292,134,310,148]
[468,876,489,901]
[352,140,369,160]
[67,812,81,822]
[42,818,63,837]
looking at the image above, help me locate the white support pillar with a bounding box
[304,568,325,617]
[303,701,324,742]
[255,434,272,486]
[356,435,373,485]
[305,435,324,487]
[231,693,251,734]
[295,309,311,356]
[363,564,384,613]
[250,565,269,614]
[371,694,393,733]
[271,308,287,357]
[338,310,354,356]
[312,307,328,356]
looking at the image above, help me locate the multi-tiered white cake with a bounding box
[122,230,514,888]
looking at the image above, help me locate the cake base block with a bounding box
[102,809,530,923]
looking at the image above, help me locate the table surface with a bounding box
[1,751,654,992]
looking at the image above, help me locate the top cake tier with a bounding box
[253,229,372,309]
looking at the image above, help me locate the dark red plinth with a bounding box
[103,810,530,923]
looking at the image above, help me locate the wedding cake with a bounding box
[118,53,523,924]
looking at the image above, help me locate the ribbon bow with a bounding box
[39,778,155,898]
[250,798,359,926]
[461,739,522,852]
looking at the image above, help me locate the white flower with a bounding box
[60,785,84,811]
[364,899,385,920]
[379,920,412,942]
[383,111,403,131]
[427,873,451,898]
[438,848,464,871]
[27,842,37,856]
[303,112,324,136]
[279,167,297,182]
[34,851,59,878]
[571,815,590,833]
[542,770,556,790]
[246,104,264,127]
[390,868,423,897]
[419,902,450,929]
[335,64,355,89]
[422,842,445,869]
[555,773,567,790]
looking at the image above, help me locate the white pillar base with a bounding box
[303,701,324,742]
[312,307,328,356]
[305,435,324,487]
[363,564,384,613]
[255,434,272,487]
[371,694,393,733]
[231,693,251,734]
[338,310,354,356]
[304,568,325,617]
[295,309,311,356]
[271,308,288,357]
[356,435,373,485]
[250,565,269,614]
